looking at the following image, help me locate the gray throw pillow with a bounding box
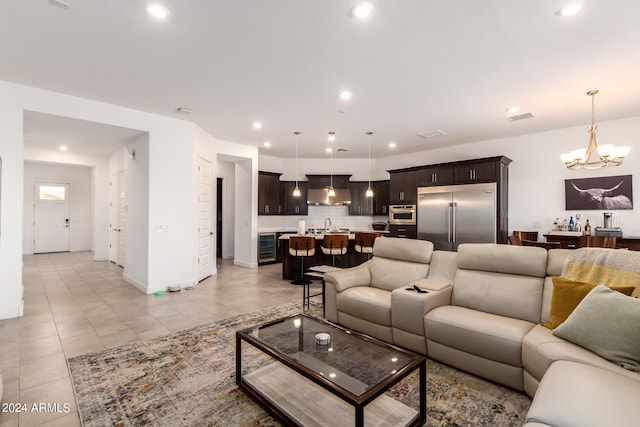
[553,284,640,371]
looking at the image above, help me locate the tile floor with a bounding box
[0,252,314,426]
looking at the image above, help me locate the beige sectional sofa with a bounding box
[324,238,640,427]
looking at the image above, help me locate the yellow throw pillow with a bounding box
[541,277,635,329]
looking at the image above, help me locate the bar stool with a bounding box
[354,232,380,261]
[321,234,348,267]
[289,236,315,286]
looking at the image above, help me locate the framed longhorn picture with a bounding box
[565,174,633,210]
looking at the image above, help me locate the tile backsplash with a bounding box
[258,205,388,232]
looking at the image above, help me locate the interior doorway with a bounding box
[34,182,70,253]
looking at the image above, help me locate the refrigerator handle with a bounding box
[451,202,457,242]
[447,202,453,242]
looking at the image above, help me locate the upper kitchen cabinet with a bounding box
[258,171,282,215]
[281,181,309,215]
[389,170,417,203]
[416,165,454,187]
[348,181,374,216]
[453,158,507,184]
[372,180,390,215]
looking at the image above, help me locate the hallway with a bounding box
[0,253,308,426]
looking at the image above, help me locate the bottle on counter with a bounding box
[575,219,582,234]
[562,218,568,231]
[553,218,559,231]
[569,216,575,231]
[585,219,591,236]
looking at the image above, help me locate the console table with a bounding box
[544,234,640,251]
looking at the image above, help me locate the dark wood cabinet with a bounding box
[388,225,418,239]
[349,182,374,216]
[280,181,309,215]
[453,161,497,184]
[305,174,351,189]
[389,171,416,203]
[416,166,454,187]
[372,180,390,215]
[258,171,282,215]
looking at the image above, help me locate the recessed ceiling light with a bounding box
[388,142,396,148]
[351,2,374,19]
[59,145,68,151]
[506,106,520,114]
[326,147,333,153]
[556,2,583,16]
[328,134,336,142]
[263,142,271,148]
[253,122,263,129]
[339,91,352,100]
[147,4,169,19]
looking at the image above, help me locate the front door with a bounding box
[34,182,70,253]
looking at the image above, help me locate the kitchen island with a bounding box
[280,232,384,280]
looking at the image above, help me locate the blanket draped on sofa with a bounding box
[561,248,640,297]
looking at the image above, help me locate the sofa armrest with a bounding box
[324,264,372,293]
[391,279,453,338]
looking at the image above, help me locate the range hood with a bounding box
[307,188,352,206]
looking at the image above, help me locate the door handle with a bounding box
[210,231,214,236]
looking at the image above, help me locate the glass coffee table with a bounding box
[236,314,425,427]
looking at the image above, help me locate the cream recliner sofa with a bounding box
[325,241,640,427]
[324,237,456,352]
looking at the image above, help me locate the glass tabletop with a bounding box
[242,314,418,397]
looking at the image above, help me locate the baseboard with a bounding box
[123,273,147,293]
[234,259,258,268]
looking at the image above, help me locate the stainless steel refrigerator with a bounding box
[418,183,497,251]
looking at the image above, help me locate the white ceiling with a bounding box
[3,1,640,159]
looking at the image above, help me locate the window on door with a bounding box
[39,185,66,200]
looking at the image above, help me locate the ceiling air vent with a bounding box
[416,130,447,139]
[507,112,534,121]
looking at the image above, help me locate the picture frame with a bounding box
[565,174,633,210]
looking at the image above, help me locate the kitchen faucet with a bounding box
[324,217,332,232]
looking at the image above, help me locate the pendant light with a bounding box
[328,132,336,197]
[560,90,631,170]
[293,131,301,197]
[365,131,374,197]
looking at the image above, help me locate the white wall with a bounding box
[23,162,93,254]
[122,137,149,290]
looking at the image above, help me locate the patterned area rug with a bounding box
[68,302,531,426]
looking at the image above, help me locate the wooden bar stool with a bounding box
[289,236,315,286]
[354,232,380,261]
[321,234,348,267]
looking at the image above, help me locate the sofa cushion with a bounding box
[542,277,635,329]
[425,305,535,367]
[452,270,545,323]
[373,237,434,264]
[453,244,547,323]
[457,244,548,277]
[525,361,640,427]
[369,257,430,292]
[553,285,640,371]
[336,286,392,326]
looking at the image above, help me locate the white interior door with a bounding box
[117,169,126,267]
[197,158,214,281]
[34,183,70,253]
[108,173,118,263]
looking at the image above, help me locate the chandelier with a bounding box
[560,90,631,170]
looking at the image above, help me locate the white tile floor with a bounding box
[0,252,313,426]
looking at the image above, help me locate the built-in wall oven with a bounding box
[389,204,417,225]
